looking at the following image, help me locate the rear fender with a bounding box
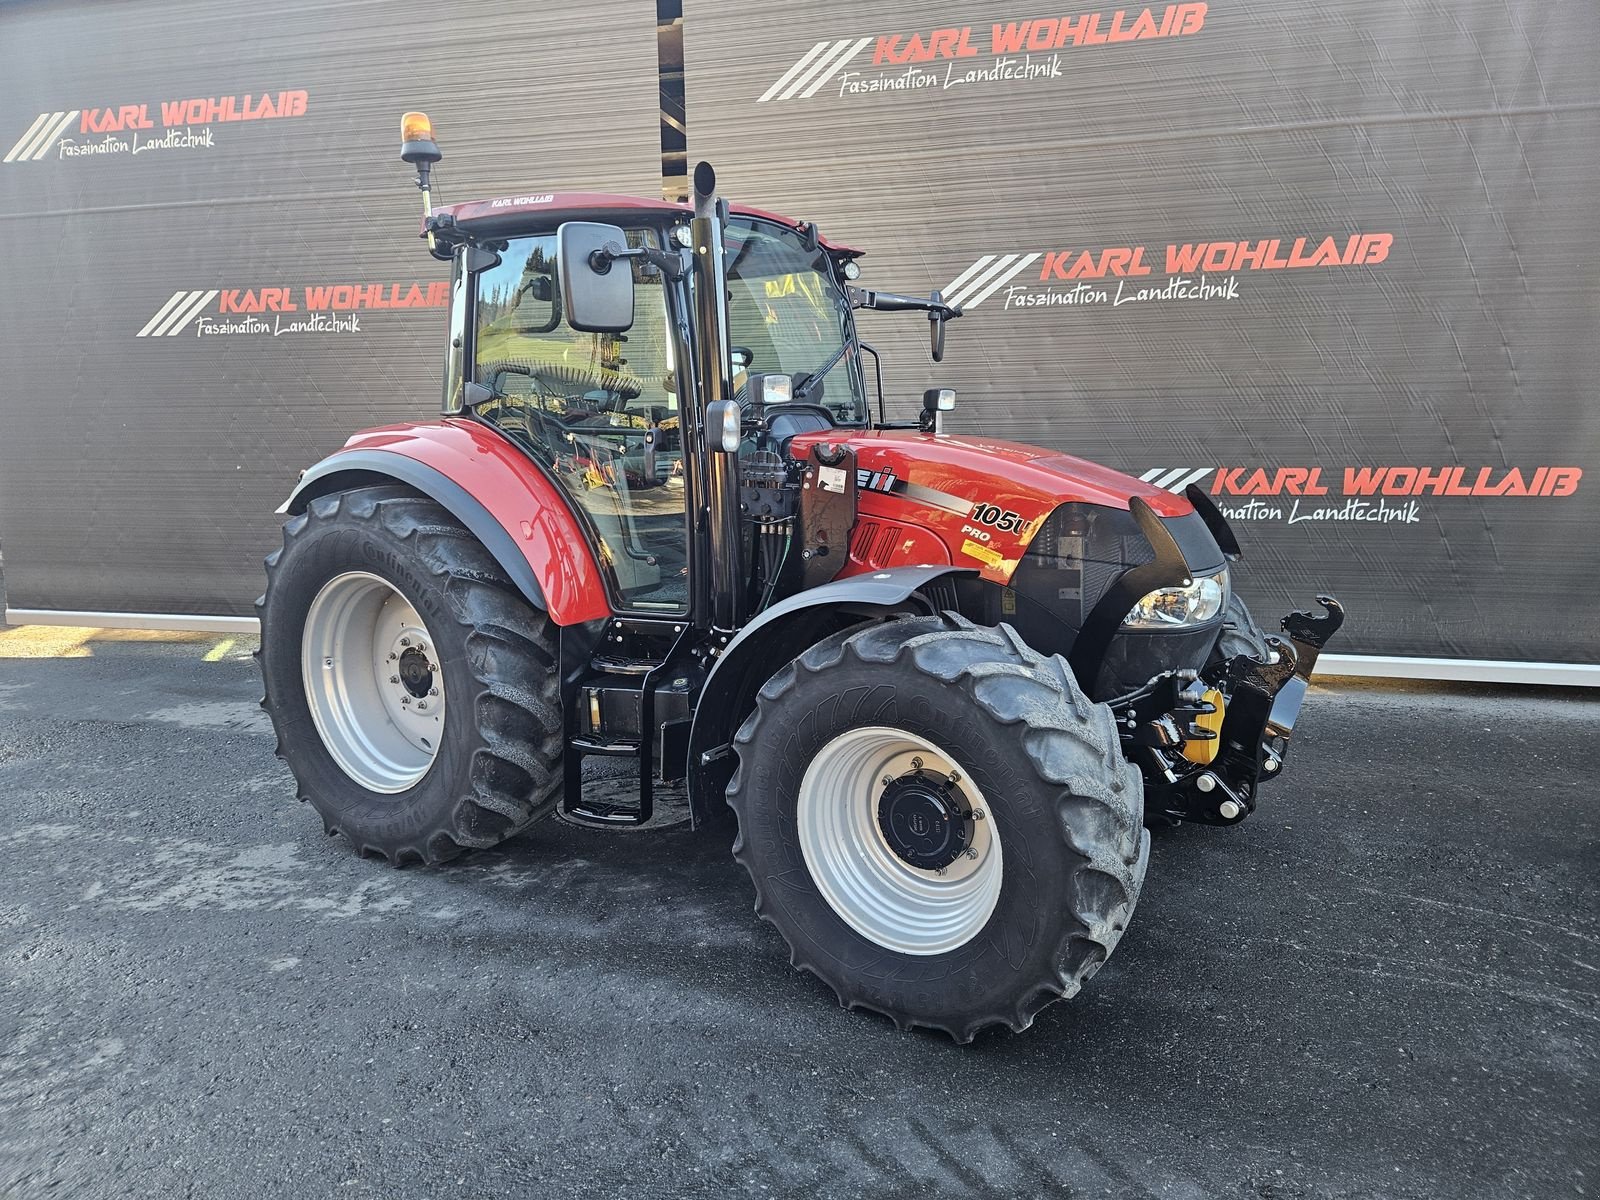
[685,564,975,826]
[281,420,611,626]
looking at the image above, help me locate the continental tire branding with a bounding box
[943,234,1396,312]
[356,542,439,623]
[758,5,1207,103]
[4,90,308,165]
[134,282,448,339]
[1138,465,1585,526]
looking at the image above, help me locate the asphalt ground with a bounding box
[0,623,1593,1199]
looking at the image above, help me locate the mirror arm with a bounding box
[589,243,687,281]
[847,286,963,321]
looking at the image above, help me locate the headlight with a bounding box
[1121,568,1229,630]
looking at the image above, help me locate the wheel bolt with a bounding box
[429,688,439,697]
[390,675,400,684]
[910,756,924,770]
[947,770,961,784]
[417,701,427,711]
[388,652,397,661]
[971,809,985,821]
[881,776,894,788]
[401,697,410,705]
[965,847,978,859]
[400,637,411,647]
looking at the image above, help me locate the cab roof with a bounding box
[431,191,863,256]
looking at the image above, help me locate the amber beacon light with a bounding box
[400,112,440,164]
[399,112,443,253]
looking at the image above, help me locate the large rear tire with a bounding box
[727,613,1150,1042]
[257,487,562,865]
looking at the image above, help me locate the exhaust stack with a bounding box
[689,161,742,630]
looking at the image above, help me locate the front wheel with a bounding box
[1210,590,1270,665]
[727,614,1149,1042]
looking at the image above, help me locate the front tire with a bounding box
[1211,590,1270,665]
[727,614,1149,1042]
[257,487,562,865]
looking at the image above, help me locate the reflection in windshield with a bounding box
[724,219,865,424]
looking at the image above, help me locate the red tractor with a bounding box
[257,115,1343,1041]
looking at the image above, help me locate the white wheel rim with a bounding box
[301,571,444,794]
[796,726,1002,955]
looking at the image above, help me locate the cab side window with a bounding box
[471,231,689,612]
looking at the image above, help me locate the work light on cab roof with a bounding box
[253,112,1346,1042]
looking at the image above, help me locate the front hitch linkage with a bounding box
[1120,596,1345,827]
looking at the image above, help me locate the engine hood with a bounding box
[786,428,1197,583]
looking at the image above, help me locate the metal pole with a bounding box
[690,162,742,630]
[418,164,436,255]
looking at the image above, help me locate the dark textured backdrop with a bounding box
[1,0,1597,663]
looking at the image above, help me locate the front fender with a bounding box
[685,564,976,825]
[282,419,610,625]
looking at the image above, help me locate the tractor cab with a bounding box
[423,189,874,620]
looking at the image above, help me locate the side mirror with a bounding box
[707,399,742,453]
[929,289,948,362]
[557,221,635,333]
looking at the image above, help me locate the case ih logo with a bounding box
[135,283,447,339]
[943,234,1396,312]
[4,90,307,165]
[1138,465,1583,526]
[759,4,1206,103]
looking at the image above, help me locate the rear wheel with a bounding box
[257,487,562,865]
[727,613,1149,1042]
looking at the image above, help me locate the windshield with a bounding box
[724,218,866,424]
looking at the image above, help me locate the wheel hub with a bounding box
[877,771,972,871]
[397,645,434,698]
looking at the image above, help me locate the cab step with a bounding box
[559,624,694,829]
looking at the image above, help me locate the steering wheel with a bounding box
[481,357,644,402]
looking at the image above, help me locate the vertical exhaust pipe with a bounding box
[689,161,743,630]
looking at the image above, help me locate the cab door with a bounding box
[469,230,690,613]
